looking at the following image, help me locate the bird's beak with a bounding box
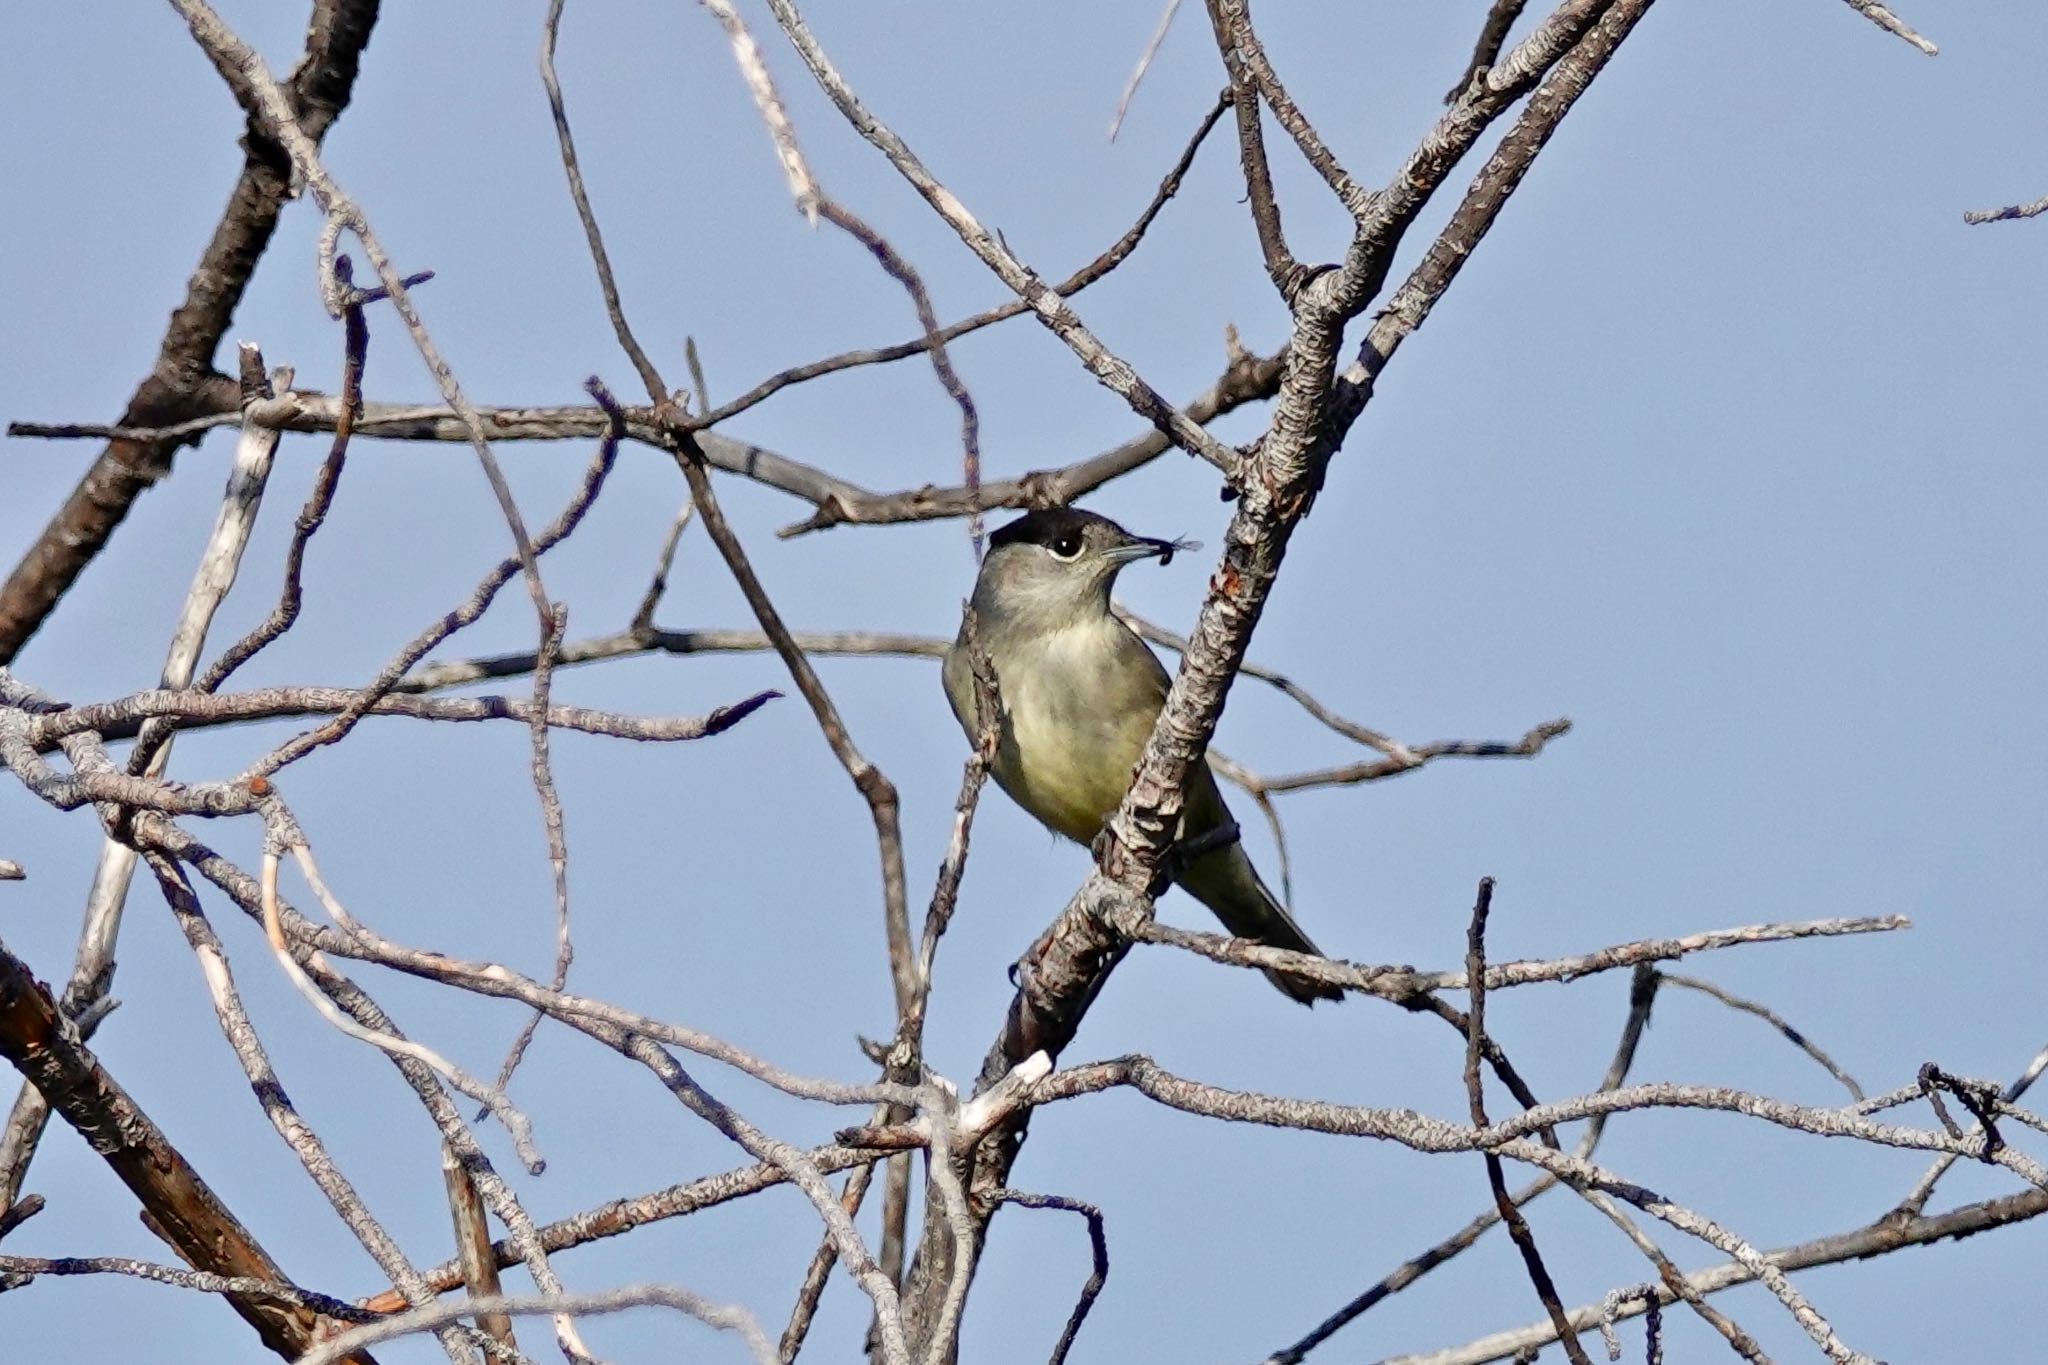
[1103,532,1200,567]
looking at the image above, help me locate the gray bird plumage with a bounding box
[942,507,1341,1005]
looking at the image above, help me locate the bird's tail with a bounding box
[1181,842,1344,1006]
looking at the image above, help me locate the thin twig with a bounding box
[1108,0,1184,139]
[1267,967,1663,1363]
[1211,0,1363,214]
[1462,879,1591,1364]
[1203,0,1298,293]
[990,1191,1108,1365]
[193,257,370,697]
[630,495,697,631]
[1117,912,1911,1002]
[1448,1,1530,100]
[762,0,1244,476]
[144,852,483,1365]
[300,1283,777,1365]
[1661,973,1865,1100]
[247,381,625,777]
[814,199,985,553]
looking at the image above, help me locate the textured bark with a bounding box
[0,0,380,663]
[0,942,376,1363]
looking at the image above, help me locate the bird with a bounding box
[941,506,1341,1004]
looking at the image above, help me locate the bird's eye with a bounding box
[1049,533,1084,560]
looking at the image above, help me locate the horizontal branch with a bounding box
[1247,718,1570,792]
[1013,1057,2044,1183]
[0,1253,378,1326]
[1963,192,2048,226]
[1121,912,1911,1000]
[306,1282,773,1365]
[10,340,1285,538]
[27,684,779,752]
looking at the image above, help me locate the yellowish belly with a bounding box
[991,654,1153,845]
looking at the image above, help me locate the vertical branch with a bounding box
[196,256,372,695]
[1464,878,1593,1365]
[539,0,915,1019]
[443,1145,519,1355]
[0,346,290,1216]
[144,852,482,1365]
[1203,0,1300,295]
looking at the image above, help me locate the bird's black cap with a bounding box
[987,506,1114,552]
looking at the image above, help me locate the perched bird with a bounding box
[942,506,1341,1004]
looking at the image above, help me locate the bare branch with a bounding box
[1386,1189,2048,1365]
[1108,0,1184,140]
[1,349,289,1216]
[28,683,780,751]
[1461,880,1591,1365]
[1661,972,1865,1101]
[10,331,1279,537]
[1448,1,1530,101]
[1210,0,1364,216]
[762,0,1244,476]
[301,1283,777,1365]
[1204,0,1300,292]
[1834,0,1937,54]
[0,0,377,663]
[1120,910,1910,1002]
[1964,192,2048,226]
[990,1191,1108,1365]
[443,1149,518,1357]
[0,1253,379,1325]
[0,939,379,1363]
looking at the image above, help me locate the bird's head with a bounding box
[971,507,1196,630]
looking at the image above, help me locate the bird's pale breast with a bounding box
[983,619,1167,845]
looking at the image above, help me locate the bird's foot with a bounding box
[1153,820,1242,896]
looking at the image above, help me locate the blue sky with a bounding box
[3,3,2045,1361]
